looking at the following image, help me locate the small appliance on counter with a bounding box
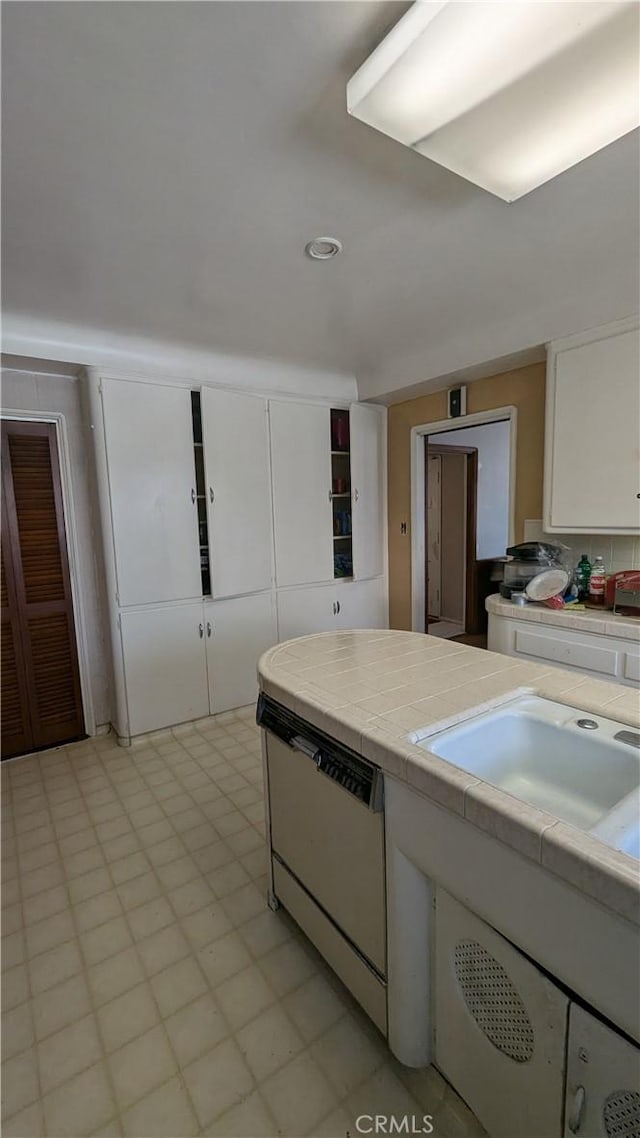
[499,541,567,599]
[608,571,640,618]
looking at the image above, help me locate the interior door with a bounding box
[1,421,84,758]
[201,387,272,598]
[269,401,333,587]
[101,379,201,606]
[205,592,277,714]
[2,500,33,759]
[119,603,209,736]
[350,403,384,580]
[427,453,441,619]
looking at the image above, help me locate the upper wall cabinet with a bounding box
[544,319,640,533]
[201,387,273,598]
[269,399,386,589]
[270,401,334,587]
[101,379,201,606]
[351,403,384,580]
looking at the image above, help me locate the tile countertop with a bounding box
[258,630,640,926]
[486,593,640,641]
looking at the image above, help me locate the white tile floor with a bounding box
[1,707,486,1138]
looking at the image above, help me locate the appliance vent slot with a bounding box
[603,1090,640,1138]
[454,939,534,1063]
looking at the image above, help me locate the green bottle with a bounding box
[576,554,591,601]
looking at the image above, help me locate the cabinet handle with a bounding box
[209,488,215,503]
[328,489,333,502]
[354,488,359,502]
[198,623,204,638]
[207,621,212,637]
[637,493,640,499]
[336,600,341,614]
[191,488,196,504]
[568,1086,585,1134]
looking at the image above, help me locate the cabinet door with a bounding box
[338,578,388,630]
[269,402,333,587]
[547,327,640,531]
[102,379,201,606]
[564,1003,640,1138]
[350,403,384,579]
[120,603,208,736]
[435,888,568,1138]
[277,585,338,643]
[205,592,277,714]
[201,387,273,598]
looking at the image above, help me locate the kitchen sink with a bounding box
[409,696,640,856]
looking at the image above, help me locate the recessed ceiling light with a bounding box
[347,1,640,202]
[305,237,343,260]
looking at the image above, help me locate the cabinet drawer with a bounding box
[514,628,619,677]
[624,651,640,683]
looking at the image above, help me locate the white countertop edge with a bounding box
[486,594,640,642]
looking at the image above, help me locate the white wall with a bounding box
[2,316,358,402]
[429,420,510,560]
[1,365,112,728]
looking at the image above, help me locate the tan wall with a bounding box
[387,361,546,629]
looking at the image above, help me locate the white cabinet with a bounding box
[119,603,209,736]
[205,592,277,713]
[269,401,334,587]
[101,379,201,606]
[544,319,640,533]
[564,1004,640,1138]
[277,579,388,642]
[338,577,387,630]
[277,584,338,642]
[351,403,384,580]
[487,611,640,688]
[201,387,273,598]
[435,889,568,1138]
[120,593,277,736]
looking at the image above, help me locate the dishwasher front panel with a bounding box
[266,733,386,975]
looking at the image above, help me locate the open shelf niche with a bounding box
[330,409,353,579]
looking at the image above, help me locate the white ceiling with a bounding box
[2,1,639,401]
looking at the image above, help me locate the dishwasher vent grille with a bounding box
[603,1090,640,1138]
[454,939,535,1063]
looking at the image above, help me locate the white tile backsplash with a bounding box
[523,521,640,572]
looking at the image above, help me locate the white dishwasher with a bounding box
[257,694,387,1034]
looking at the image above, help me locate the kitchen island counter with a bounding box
[258,629,639,924]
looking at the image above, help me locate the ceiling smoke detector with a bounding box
[305,236,343,260]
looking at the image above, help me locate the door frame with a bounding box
[425,444,478,635]
[1,410,96,735]
[411,406,517,633]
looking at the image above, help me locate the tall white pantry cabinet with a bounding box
[86,370,388,741]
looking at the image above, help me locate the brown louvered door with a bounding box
[1,421,84,759]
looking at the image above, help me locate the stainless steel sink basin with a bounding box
[409,696,640,856]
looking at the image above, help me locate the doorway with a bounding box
[425,444,478,639]
[415,412,514,643]
[1,419,85,759]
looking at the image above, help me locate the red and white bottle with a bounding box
[587,556,607,607]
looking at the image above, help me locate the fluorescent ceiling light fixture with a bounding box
[347,1,640,201]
